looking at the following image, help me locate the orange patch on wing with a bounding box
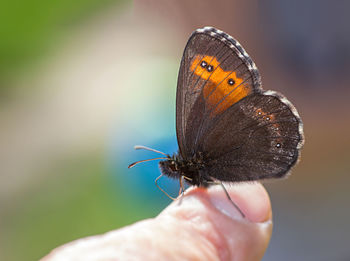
[190,55,251,116]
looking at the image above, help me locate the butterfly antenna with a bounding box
[128,157,168,169]
[134,145,168,156]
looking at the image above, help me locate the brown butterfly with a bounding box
[129,27,304,216]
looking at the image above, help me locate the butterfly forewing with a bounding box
[176,28,262,159]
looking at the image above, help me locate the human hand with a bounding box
[42,183,272,261]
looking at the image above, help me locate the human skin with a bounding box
[42,183,272,261]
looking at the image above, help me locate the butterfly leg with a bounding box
[178,175,185,198]
[155,174,177,200]
[207,179,245,218]
[183,175,193,182]
[177,176,186,204]
[219,182,245,218]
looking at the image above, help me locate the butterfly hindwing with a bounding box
[199,92,304,181]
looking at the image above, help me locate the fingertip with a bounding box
[166,182,272,223]
[212,182,272,223]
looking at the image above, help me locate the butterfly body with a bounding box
[159,152,213,187]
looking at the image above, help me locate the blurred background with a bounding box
[1,0,349,260]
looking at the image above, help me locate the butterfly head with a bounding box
[158,154,182,180]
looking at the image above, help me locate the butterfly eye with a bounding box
[200,61,207,68]
[207,65,214,72]
[228,78,235,85]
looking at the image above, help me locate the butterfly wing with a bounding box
[176,27,261,159]
[176,27,304,181]
[199,91,304,181]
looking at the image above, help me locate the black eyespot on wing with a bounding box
[200,61,207,68]
[228,78,235,85]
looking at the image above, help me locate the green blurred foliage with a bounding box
[1,152,160,261]
[0,0,125,94]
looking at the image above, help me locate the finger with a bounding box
[42,182,272,261]
[158,182,272,260]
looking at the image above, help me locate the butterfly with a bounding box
[129,27,304,215]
